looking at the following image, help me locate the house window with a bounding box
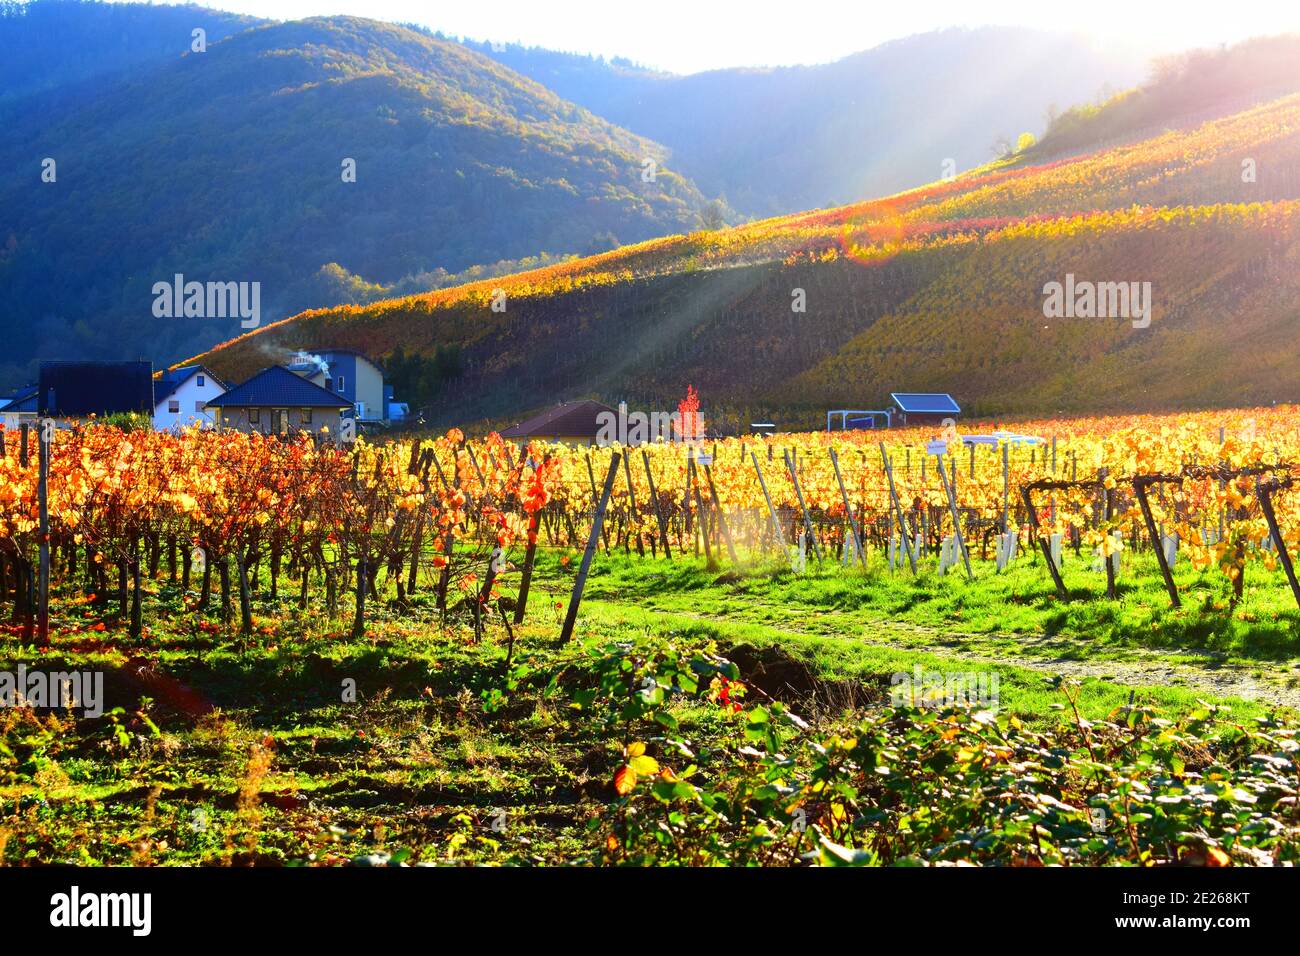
[336,376,345,393]
[249,408,261,424]
[195,401,205,413]
[196,375,205,387]
[301,408,313,424]
[168,399,180,413]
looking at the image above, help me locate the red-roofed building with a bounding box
[499,400,615,446]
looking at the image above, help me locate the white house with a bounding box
[153,365,228,431]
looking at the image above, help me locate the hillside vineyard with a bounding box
[191,93,1300,426]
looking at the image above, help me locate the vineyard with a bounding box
[185,92,1300,426]
[6,407,1300,641]
[3,410,1300,865]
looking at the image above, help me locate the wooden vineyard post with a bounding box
[936,456,973,581]
[465,445,488,493]
[561,452,620,643]
[703,463,738,565]
[37,418,50,646]
[1001,442,1010,531]
[683,453,697,557]
[750,451,786,555]
[829,447,865,567]
[1022,483,1067,599]
[585,452,610,554]
[352,551,368,638]
[641,450,672,559]
[427,447,449,497]
[474,546,503,643]
[621,449,645,557]
[407,448,431,595]
[1258,477,1300,609]
[428,450,459,613]
[1049,437,1057,525]
[879,443,917,575]
[1133,475,1181,609]
[513,454,549,623]
[688,455,712,563]
[509,520,540,624]
[1101,469,1117,600]
[784,449,822,563]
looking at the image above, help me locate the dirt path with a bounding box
[863,616,1300,707]
[592,599,1300,708]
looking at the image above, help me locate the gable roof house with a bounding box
[38,361,154,422]
[205,366,352,439]
[499,400,616,446]
[153,365,228,432]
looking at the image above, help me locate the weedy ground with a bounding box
[1,546,1296,865]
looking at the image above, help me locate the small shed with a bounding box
[890,392,961,427]
[500,400,615,446]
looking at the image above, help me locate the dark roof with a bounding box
[39,361,153,416]
[891,392,961,414]
[154,365,226,405]
[206,366,352,409]
[500,400,615,439]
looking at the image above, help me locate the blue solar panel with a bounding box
[890,392,961,414]
[39,361,154,416]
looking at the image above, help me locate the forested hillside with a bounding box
[190,92,1300,426]
[0,11,718,387]
[0,0,261,102]
[1028,35,1300,160]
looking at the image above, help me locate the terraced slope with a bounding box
[190,94,1300,426]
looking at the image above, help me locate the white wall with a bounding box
[1,410,34,432]
[153,372,226,431]
[350,356,385,422]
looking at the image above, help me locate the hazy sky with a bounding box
[117,0,1300,73]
